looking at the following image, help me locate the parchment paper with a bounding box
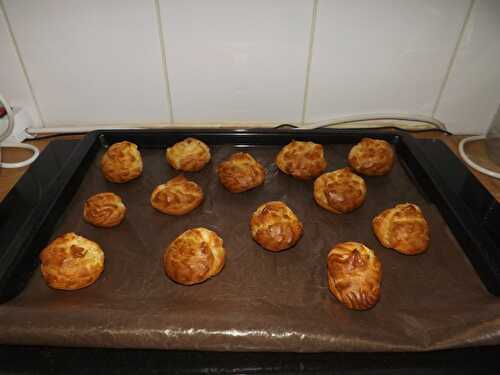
[1,143,499,352]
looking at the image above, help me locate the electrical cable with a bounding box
[0,143,40,168]
[287,113,448,131]
[458,135,500,179]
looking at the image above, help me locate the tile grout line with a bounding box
[432,0,476,117]
[301,0,318,125]
[154,0,174,123]
[0,0,46,127]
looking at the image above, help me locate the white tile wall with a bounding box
[159,0,313,122]
[2,0,170,126]
[0,4,42,127]
[435,0,500,134]
[306,0,471,122]
[1,0,499,133]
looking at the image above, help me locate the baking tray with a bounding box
[0,129,500,355]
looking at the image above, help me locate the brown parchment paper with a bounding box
[1,143,500,352]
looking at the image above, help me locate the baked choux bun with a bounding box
[327,242,382,310]
[372,203,430,255]
[150,175,203,215]
[250,201,303,252]
[163,228,225,285]
[40,233,105,290]
[100,141,143,183]
[314,168,367,214]
[348,138,395,176]
[83,192,126,228]
[217,152,266,193]
[166,137,211,172]
[275,140,327,180]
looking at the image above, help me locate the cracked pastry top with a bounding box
[372,203,430,255]
[40,232,105,290]
[166,137,211,172]
[276,140,327,180]
[314,168,367,214]
[83,192,126,227]
[163,228,225,285]
[250,201,303,252]
[217,152,266,193]
[100,141,143,183]
[150,175,204,215]
[327,241,382,310]
[348,138,394,176]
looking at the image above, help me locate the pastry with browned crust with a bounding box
[372,203,430,255]
[275,140,327,180]
[314,168,367,214]
[217,152,266,193]
[100,141,143,183]
[151,175,203,215]
[250,201,303,252]
[166,137,211,172]
[327,242,382,310]
[40,233,105,290]
[163,228,225,285]
[348,138,395,176]
[83,192,126,227]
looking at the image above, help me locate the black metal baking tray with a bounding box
[2,129,500,373]
[0,129,499,305]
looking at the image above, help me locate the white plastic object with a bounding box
[0,94,39,168]
[458,135,500,179]
[5,107,37,143]
[0,94,14,142]
[288,113,447,131]
[25,113,447,135]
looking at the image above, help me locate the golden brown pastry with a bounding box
[250,201,303,252]
[150,175,204,215]
[217,152,266,193]
[100,141,143,183]
[372,203,430,255]
[348,138,395,176]
[166,137,211,172]
[275,140,327,180]
[327,242,382,310]
[163,228,225,285]
[314,168,367,214]
[40,232,105,290]
[83,192,126,228]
